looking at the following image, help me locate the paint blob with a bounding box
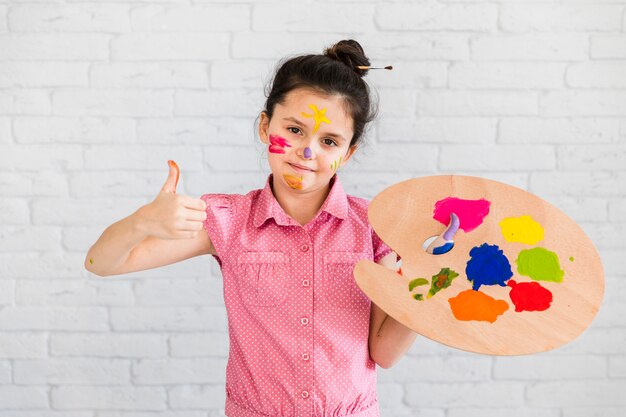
[269,134,292,154]
[283,174,303,190]
[507,279,553,312]
[433,197,490,233]
[303,147,312,159]
[516,247,564,283]
[301,104,331,133]
[466,243,513,290]
[168,160,179,191]
[448,289,509,323]
[330,155,343,172]
[499,215,544,245]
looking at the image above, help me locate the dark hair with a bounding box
[262,39,378,148]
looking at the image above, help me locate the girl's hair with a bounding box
[262,39,378,148]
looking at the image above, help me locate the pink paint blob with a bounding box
[433,197,490,233]
[269,134,292,154]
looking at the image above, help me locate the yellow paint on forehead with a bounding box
[301,104,331,133]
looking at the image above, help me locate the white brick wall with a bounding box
[0,0,624,415]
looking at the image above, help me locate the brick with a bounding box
[0,89,51,115]
[131,4,249,32]
[500,5,623,32]
[253,4,375,32]
[50,333,167,358]
[0,34,110,60]
[91,62,208,88]
[527,381,626,406]
[16,278,133,305]
[14,358,130,384]
[472,34,588,61]
[440,145,555,171]
[499,118,620,144]
[8,4,130,32]
[0,386,48,409]
[169,384,226,409]
[416,91,538,116]
[591,35,626,59]
[110,307,226,331]
[493,354,606,380]
[540,91,626,116]
[132,358,226,384]
[567,62,626,88]
[14,117,136,144]
[51,386,166,410]
[376,3,497,31]
[53,90,173,117]
[111,33,229,60]
[450,62,565,89]
[378,117,496,144]
[558,145,626,171]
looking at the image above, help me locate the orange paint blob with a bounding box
[168,160,180,192]
[448,289,509,323]
[283,174,303,190]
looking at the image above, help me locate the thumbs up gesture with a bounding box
[135,160,208,240]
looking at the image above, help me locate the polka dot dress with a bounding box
[201,174,393,417]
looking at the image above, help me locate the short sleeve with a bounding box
[200,193,234,264]
[372,227,395,263]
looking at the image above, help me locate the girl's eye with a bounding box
[323,138,337,147]
[287,127,301,135]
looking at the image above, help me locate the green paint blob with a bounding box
[516,247,564,283]
[569,256,574,261]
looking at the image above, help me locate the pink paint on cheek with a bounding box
[433,197,491,233]
[268,134,292,154]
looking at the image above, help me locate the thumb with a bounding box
[161,160,180,194]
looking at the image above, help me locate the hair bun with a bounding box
[324,39,370,77]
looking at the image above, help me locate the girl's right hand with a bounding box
[135,160,208,240]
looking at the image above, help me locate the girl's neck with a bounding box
[270,175,332,226]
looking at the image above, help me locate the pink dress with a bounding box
[201,173,393,417]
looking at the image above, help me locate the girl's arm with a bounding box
[368,251,418,369]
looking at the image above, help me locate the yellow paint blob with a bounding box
[499,215,544,245]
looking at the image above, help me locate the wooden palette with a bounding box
[354,175,604,355]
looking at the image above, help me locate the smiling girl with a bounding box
[85,39,417,417]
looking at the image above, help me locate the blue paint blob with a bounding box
[465,243,513,291]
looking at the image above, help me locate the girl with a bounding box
[85,39,417,417]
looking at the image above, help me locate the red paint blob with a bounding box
[433,197,490,233]
[507,279,553,312]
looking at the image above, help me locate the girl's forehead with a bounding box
[277,88,353,127]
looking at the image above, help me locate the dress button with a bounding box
[302,353,310,361]
[301,390,309,399]
[302,279,310,287]
[301,317,309,325]
[300,244,309,252]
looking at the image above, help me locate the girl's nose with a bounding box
[299,146,313,159]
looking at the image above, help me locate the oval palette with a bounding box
[354,175,604,355]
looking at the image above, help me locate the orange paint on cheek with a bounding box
[448,289,509,323]
[283,174,303,190]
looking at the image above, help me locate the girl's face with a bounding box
[259,88,357,194]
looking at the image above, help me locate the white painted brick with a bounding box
[345,142,438,172]
[449,409,558,417]
[33,197,144,226]
[377,356,491,383]
[545,196,608,223]
[0,117,10,143]
[253,4,375,32]
[567,62,626,88]
[0,306,108,331]
[0,34,110,60]
[367,62,446,89]
[0,170,70,197]
[131,4,249,32]
[50,333,168,358]
[404,382,524,407]
[0,5,6,32]
[379,118,496,144]
[555,328,626,355]
[564,407,626,417]
[0,252,89,279]
[375,3,497,31]
[608,198,626,222]
[0,144,82,170]
[53,90,173,117]
[499,118,620,144]
[69,172,174,198]
[530,172,626,197]
[175,89,263,117]
[541,91,626,116]
[378,89,416,118]
[95,412,205,417]
[137,117,254,146]
[0,198,29,224]
[493,354,606,380]
[472,34,588,61]
[527,381,626,406]
[450,63,565,89]
[591,35,626,59]
[91,62,208,88]
[83,145,203,170]
[609,356,626,377]
[0,280,11,305]
[211,60,276,89]
[8,4,130,32]
[16,278,133,305]
[134,278,213,306]
[14,358,130,384]
[558,145,626,171]
[0,62,87,88]
[110,307,227,331]
[416,91,538,116]
[0,386,48,409]
[599,250,626,277]
[14,117,136,144]
[51,385,166,410]
[111,33,229,60]
[169,384,225,408]
[440,145,555,171]
[0,361,8,383]
[0,226,60,251]
[593,301,626,327]
[132,358,226,384]
[500,5,623,32]
[0,89,51,115]
[232,32,349,59]
[0,412,90,417]
[170,332,228,357]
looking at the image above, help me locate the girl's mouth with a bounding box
[288,163,314,173]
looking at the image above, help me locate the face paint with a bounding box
[89,258,94,264]
[301,104,331,133]
[330,155,343,172]
[269,134,292,154]
[283,174,303,190]
[303,147,312,159]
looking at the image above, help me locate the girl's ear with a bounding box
[258,111,270,144]
[341,145,358,166]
